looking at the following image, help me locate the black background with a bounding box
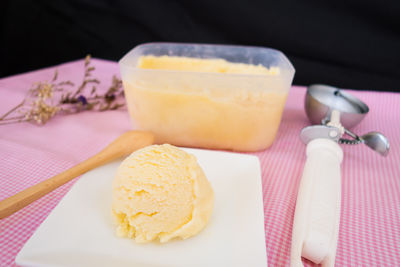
[2,0,400,91]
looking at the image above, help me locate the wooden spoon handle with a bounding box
[0,130,154,219]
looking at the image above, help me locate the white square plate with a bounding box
[16,148,267,267]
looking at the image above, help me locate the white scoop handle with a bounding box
[290,138,343,267]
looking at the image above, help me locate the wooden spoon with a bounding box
[0,130,154,219]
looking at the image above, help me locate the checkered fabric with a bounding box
[1,59,399,266]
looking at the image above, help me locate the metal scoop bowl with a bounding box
[305,84,389,156]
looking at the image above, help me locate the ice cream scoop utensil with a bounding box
[291,84,389,266]
[0,130,154,219]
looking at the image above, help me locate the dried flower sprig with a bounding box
[0,55,125,125]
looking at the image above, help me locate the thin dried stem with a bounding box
[0,100,25,120]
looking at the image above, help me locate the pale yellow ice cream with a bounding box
[123,55,289,151]
[138,55,280,75]
[112,144,214,243]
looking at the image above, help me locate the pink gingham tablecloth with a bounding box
[0,59,399,266]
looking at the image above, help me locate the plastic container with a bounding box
[119,43,295,151]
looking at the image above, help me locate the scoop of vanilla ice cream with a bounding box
[112,144,214,243]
